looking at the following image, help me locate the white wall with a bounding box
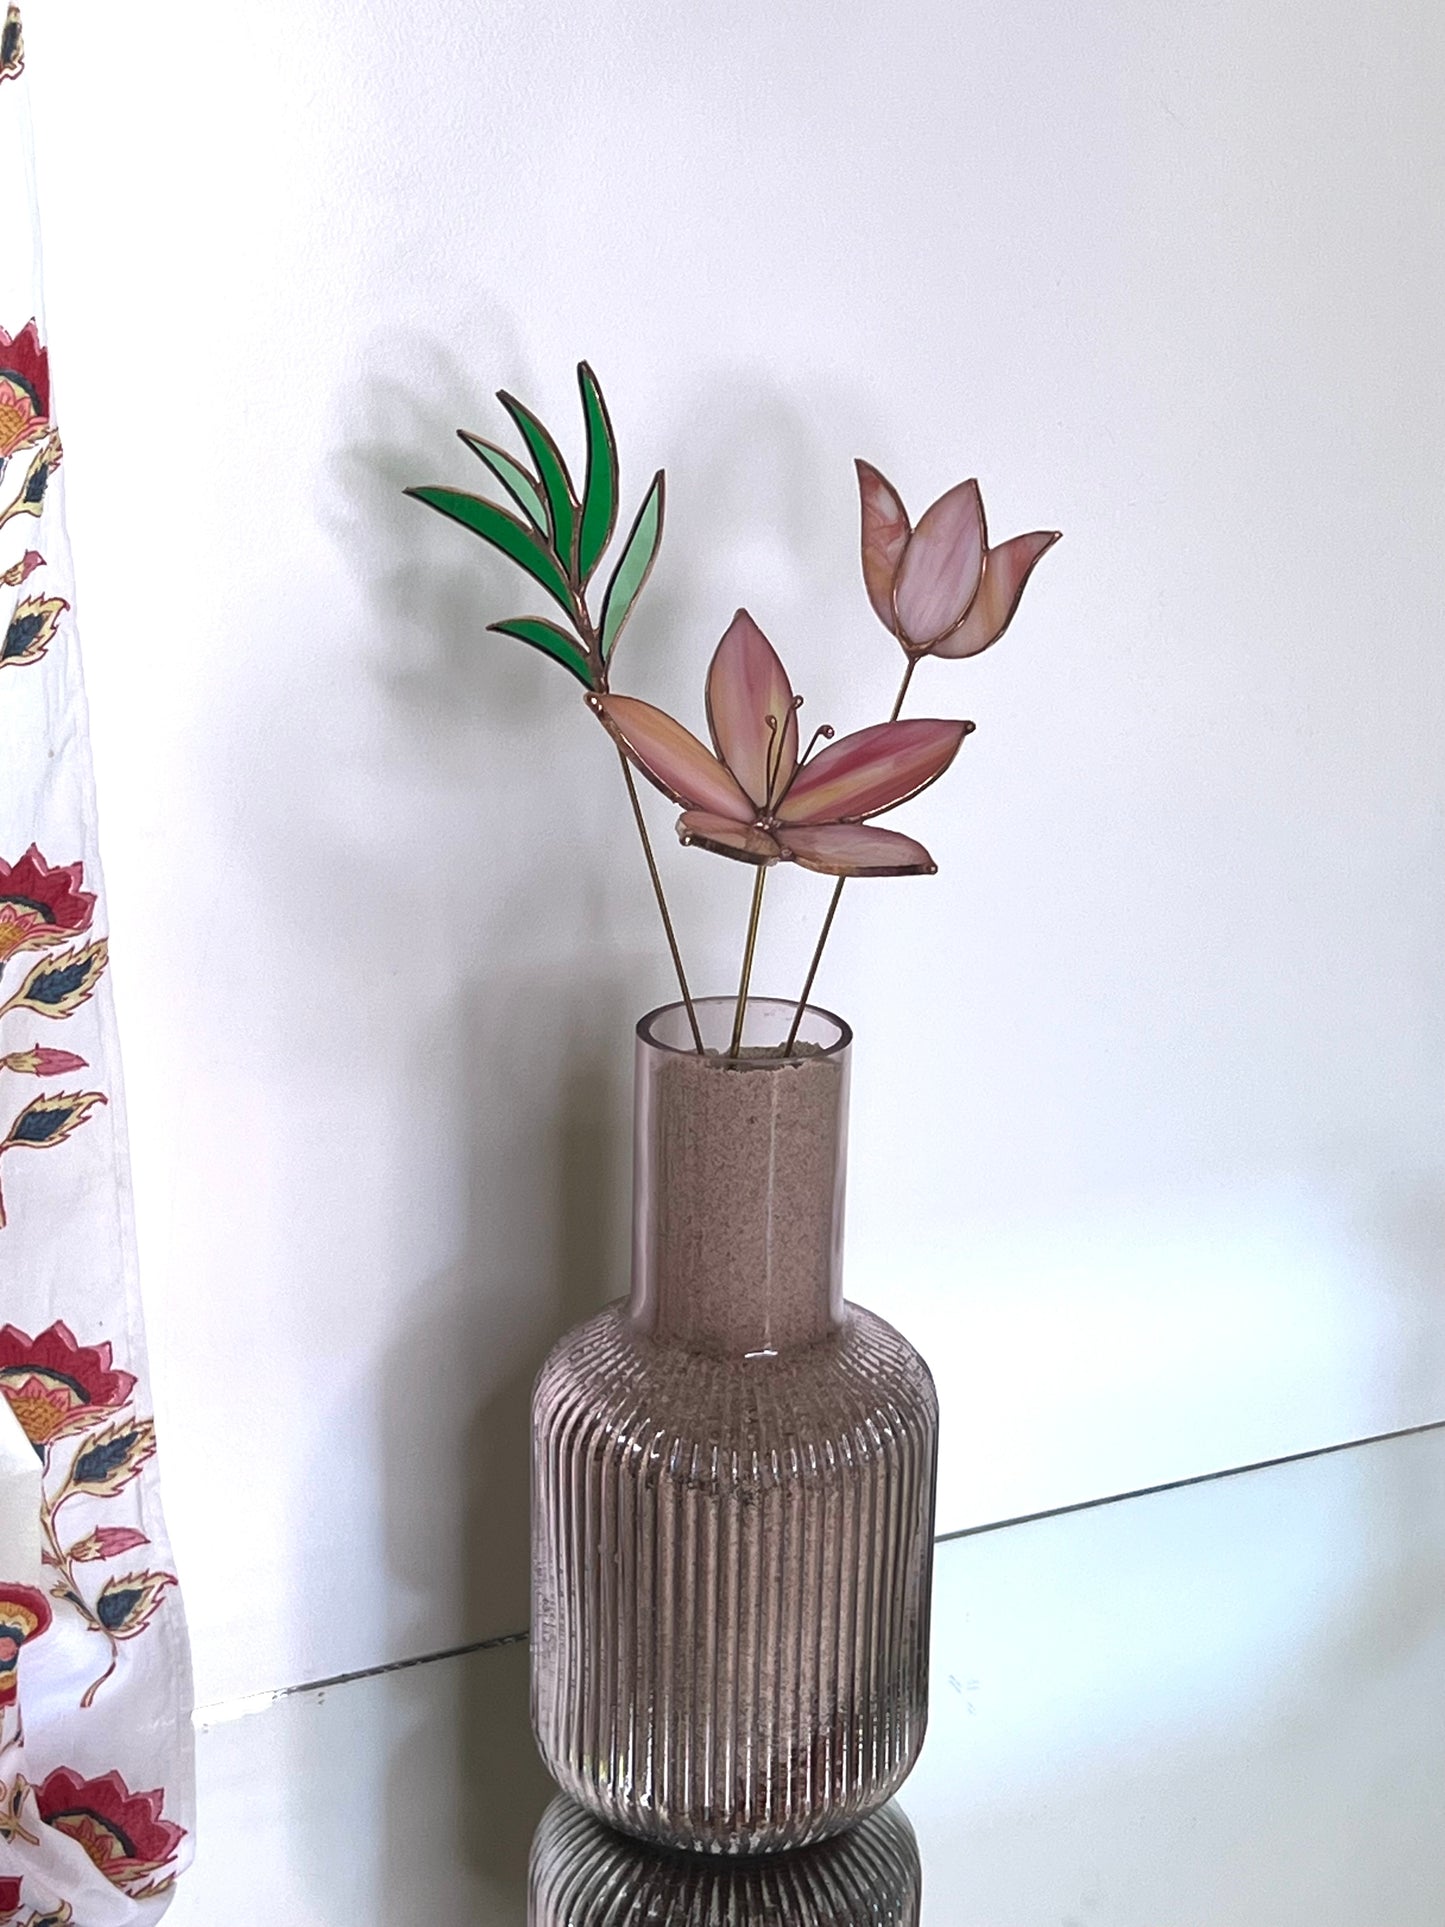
[25,0,1445,1704]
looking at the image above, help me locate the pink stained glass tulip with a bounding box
[857,459,1059,658]
[593,611,972,878]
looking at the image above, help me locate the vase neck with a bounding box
[626,997,851,1358]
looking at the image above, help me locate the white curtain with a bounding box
[0,10,194,1923]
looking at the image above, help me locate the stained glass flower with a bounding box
[0,320,49,461]
[857,460,1059,658]
[0,1583,51,1709]
[0,846,96,966]
[36,1768,185,1892]
[595,610,971,877]
[0,1320,136,1451]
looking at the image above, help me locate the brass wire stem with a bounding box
[783,655,918,1055]
[889,654,918,725]
[618,749,704,1054]
[728,863,769,1061]
[572,574,703,1055]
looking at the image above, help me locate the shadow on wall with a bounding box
[271,317,630,1914]
[367,978,617,1918]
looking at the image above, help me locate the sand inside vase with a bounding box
[638,1043,846,1355]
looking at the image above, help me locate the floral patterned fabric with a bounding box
[0,12,193,1922]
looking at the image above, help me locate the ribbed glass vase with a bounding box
[528,1793,922,1926]
[531,997,938,1855]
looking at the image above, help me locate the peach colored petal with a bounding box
[705,610,798,809]
[777,717,973,824]
[676,811,782,865]
[932,530,1061,659]
[892,479,984,647]
[594,695,752,820]
[856,460,911,633]
[779,822,937,876]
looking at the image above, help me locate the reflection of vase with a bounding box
[531,997,938,1855]
[529,1793,922,1927]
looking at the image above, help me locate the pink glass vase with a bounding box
[530,997,938,1855]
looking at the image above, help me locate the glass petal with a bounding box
[856,460,911,633]
[595,695,752,819]
[777,717,973,824]
[891,480,984,647]
[779,821,937,876]
[677,811,781,864]
[931,530,1061,659]
[705,610,798,810]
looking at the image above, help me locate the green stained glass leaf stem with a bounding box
[405,486,575,616]
[456,431,549,532]
[599,472,665,663]
[488,617,595,689]
[577,363,620,585]
[498,392,578,582]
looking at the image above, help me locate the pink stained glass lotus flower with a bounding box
[594,610,973,877]
[857,460,1059,659]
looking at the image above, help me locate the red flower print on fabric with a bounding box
[0,1583,52,1708]
[65,1526,149,1564]
[0,849,95,968]
[0,1048,87,1077]
[0,320,48,460]
[0,1321,135,1452]
[0,548,42,587]
[36,1768,185,1896]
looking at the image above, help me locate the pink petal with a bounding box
[705,610,798,809]
[594,695,752,820]
[856,461,911,633]
[779,822,937,876]
[777,717,973,824]
[932,530,1061,659]
[892,479,985,647]
[677,811,782,865]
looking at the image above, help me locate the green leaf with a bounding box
[497,393,578,580]
[599,471,665,662]
[576,362,619,584]
[405,486,573,615]
[488,617,595,690]
[455,431,548,531]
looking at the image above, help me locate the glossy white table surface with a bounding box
[170,1423,1445,1924]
